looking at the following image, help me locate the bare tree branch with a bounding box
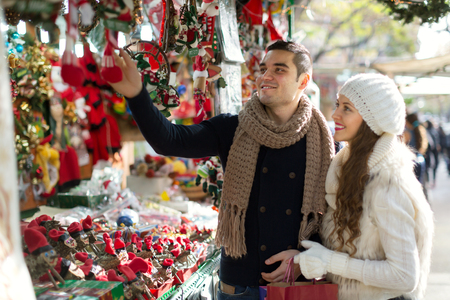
[313,6,368,63]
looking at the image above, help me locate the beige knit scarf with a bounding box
[215,93,334,259]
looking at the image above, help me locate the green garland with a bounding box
[376,0,450,24]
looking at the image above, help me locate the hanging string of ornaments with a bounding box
[3,0,222,117]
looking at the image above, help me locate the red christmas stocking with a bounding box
[61,0,85,87]
[101,30,123,83]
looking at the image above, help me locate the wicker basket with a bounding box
[180,185,208,201]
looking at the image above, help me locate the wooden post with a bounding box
[0,23,36,299]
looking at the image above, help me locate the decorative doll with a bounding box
[81,215,101,256]
[128,257,155,299]
[95,236,120,271]
[23,228,65,288]
[118,265,150,300]
[67,221,89,252]
[48,229,77,260]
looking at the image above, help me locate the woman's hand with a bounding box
[107,49,143,98]
[261,249,301,282]
[294,240,334,279]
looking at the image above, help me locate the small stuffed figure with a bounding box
[23,228,66,288]
[126,233,138,253]
[67,222,90,252]
[174,239,197,266]
[39,256,86,281]
[128,257,155,300]
[34,215,61,233]
[48,229,77,260]
[195,157,223,206]
[76,253,106,280]
[157,258,174,282]
[35,135,60,196]
[119,265,150,300]
[82,215,101,256]
[108,269,133,299]
[114,238,129,262]
[136,237,154,260]
[95,237,121,271]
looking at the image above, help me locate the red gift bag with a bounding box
[266,258,338,300]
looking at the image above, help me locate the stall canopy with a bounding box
[371,53,450,78]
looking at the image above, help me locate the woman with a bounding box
[294,74,434,300]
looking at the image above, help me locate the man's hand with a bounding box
[107,49,142,98]
[261,249,301,283]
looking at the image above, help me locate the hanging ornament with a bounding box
[4,7,21,26]
[3,1,64,43]
[61,0,86,87]
[96,0,143,83]
[78,0,99,35]
[159,0,180,52]
[176,0,204,56]
[124,40,180,117]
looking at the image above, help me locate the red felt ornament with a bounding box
[37,215,52,225]
[27,219,40,228]
[24,228,51,254]
[136,238,143,251]
[96,275,108,281]
[101,40,123,83]
[104,238,115,255]
[129,257,149,274]
[103,232,110,241]
[61,0,85,87]
[118,265,136,281]
[114,238,126,250]
[171,248,181,258]
[80,259,94,275]
[153,244,163,254]
[162,258,174,267]
[131,233,138,244]
[48,229,66,242]
[75,252,89,263]
[82,215,93,231]
[108,269,125,282]
[67,222,83,236]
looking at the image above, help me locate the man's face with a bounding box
[256,50,307,109]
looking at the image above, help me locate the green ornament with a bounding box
[218,77,227,88]
[160,109,171,118]
[149,90,158,100]
[188,47,199,57]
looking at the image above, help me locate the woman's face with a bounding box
[332,95,364,143]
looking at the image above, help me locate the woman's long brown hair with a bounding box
[331,121,381,256]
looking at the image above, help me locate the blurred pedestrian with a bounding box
[437,124,450,175]
[294,73,434,300]
[424,120,440,187]
[404,113,428,185]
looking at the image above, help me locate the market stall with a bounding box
[0,0,301,298]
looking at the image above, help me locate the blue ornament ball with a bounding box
[16,44,23,53]
[177,84,187,95]
[8,49,14,54]
[12,32,20,39]
[5,42,9,47]
[117,216,134,227]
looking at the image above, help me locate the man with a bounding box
[109,40,334,299]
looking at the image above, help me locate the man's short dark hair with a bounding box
[266,40,313,79]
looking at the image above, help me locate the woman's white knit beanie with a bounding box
[338,73,405,136]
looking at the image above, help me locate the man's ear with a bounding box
[298,73,310,90]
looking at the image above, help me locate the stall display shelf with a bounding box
[164,250,221,300]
